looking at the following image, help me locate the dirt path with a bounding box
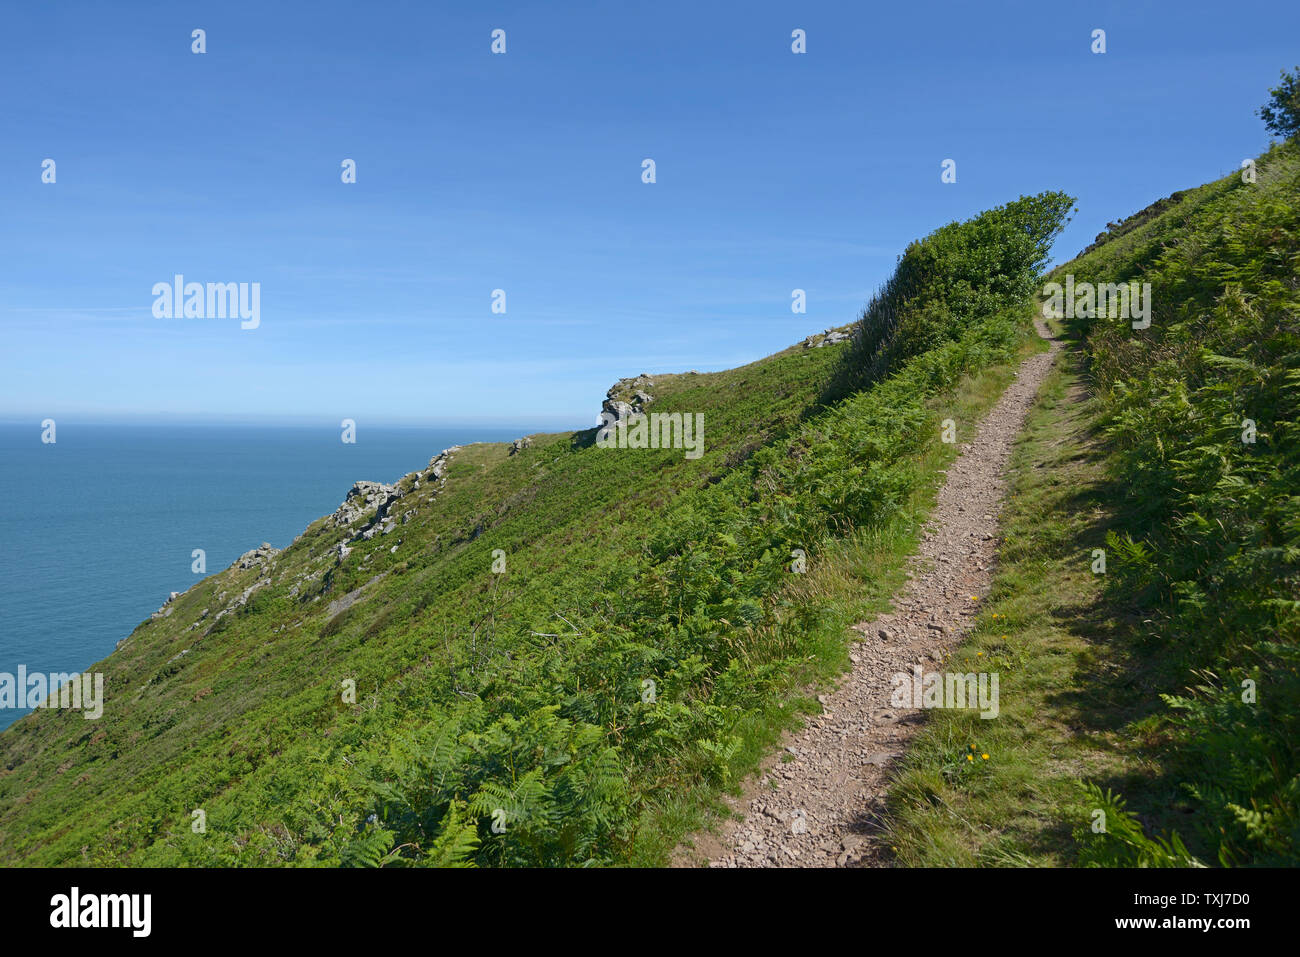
[686,323,1060,868]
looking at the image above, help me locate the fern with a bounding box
[1076,784,1205,868]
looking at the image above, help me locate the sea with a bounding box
[0,421,531,730]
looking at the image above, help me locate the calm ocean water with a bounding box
[0,422,529,730]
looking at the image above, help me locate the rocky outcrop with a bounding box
[233,578,269,609]
[150,590,182,620]
[602,373,656,425]
[334,478,420,542]
[201,576,272,636]
[510,436,533,455]
[802,328,851,349]
[235,542,279,569]
[327,446,461,564]
[426,447,459,483]
[332,482,398,529]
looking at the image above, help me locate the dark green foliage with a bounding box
[1258,66,1300,140]
[1075,784,1204,867]
[841,192,1074,391]
[1064,143,1300,865]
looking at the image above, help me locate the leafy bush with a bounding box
[843,192,1073,389]
[1259,66,1300,140]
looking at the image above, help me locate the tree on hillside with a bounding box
[1258,66,1300,139]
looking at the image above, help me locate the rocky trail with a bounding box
[686,323,1061,868]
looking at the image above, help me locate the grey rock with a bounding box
[235,542,280,570]
[426,446,460,482]
[332,482,398,528]
[600,374,656,425]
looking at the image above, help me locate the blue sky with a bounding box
[2,0,1295,428]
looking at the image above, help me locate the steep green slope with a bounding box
[886,142,1300,866]
[0,192,1072,867]
[1067,142,1299,865]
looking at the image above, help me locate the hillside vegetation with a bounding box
[0,192,1072,866]
[1068,142,1299,865]
[885,142,1299,867]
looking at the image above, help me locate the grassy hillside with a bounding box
[0,192,1072,867]
[886,142,1300,866]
